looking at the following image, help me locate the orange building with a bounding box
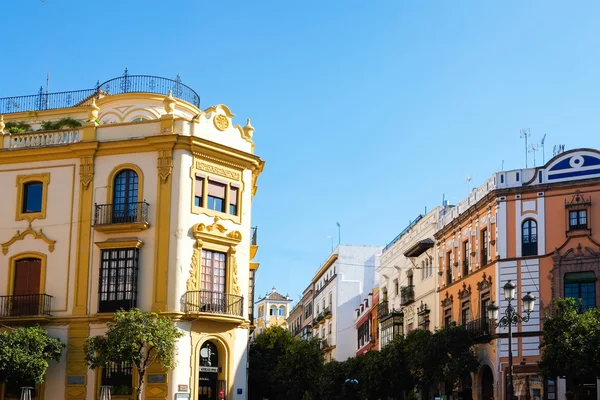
[355,288,380,355]
[436,148,600,400]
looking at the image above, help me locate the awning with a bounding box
[403,238,434,258]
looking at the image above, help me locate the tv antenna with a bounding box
[529,144,538,167]
[520,128,531,168]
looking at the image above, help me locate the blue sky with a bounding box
[3,1,600,306]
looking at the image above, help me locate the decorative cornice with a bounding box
[195,160,240,180]
[2,224,56,255]
[458,283,472,300]
[477,272,493,291]
[441,291,453,307]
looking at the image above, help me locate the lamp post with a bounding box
[487,280,536,400]
[20,387,33,400]
[100,386,112,400]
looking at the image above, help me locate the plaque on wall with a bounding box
[67,376,85,385]
[147,373,167,383]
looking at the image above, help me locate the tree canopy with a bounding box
[539,298,600,398]
[249,324,478,400]
[84,308,184,400]
[0,326,64,385]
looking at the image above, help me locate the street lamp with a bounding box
[20,387,33,400]
[100,386,112,400]
[487,280,536,400]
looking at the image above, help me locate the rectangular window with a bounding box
[462,241,469,276]
[207,180,226,212]
[481,229,488,265]
[446,252,452,285]
[229,186,239,215]
[23,182,43,213]
[394,279,399,296]
[328,292,333,307]
[201,250,226,293]
[569,210,588,230]
[98,248,139,313]
[194,176,204,207]
[444,308,452,327]
[461,301,471,325]
[564,272,596,312]
[102,361,133,396]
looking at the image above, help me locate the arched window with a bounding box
[522,219,538,256]
[278,306,285,316]
[269,305,277,316]
[112,169,139,223]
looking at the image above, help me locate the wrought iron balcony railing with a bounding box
[94,202,149,226]
[320,339,329,350]
[324,306,332,318]
[465,317,494,342]
[378,300,389,320]
[251,226,258,246]
[0,74,200,114]
[400,286,415,305]
[0,294,52,317]
[184,290,243,317]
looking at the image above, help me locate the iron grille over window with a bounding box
[102,361,133,396]
[98,248,139,313]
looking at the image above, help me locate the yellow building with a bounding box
[253,287,292,337]
[0,73,264,400]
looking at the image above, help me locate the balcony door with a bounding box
[112,169,139,223]
[12,258,42,316]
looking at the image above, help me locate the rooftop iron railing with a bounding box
[0,74,200,114]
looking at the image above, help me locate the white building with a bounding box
[311,245,382,362]
[0,74,264,400]
[377,207,446,347]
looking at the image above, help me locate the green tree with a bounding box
[84,308,184,400]
[274,337,323,400]
[249,326,324,400]
[317,360,347,400]
[539,298,600,399]
[0,326,64,387]
[380,336,414,399]
[405,325,478,397]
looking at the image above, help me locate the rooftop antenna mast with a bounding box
[540,134,547,164]
[466,175,472,193]
[520,128,531,168]
[529,144,538,167]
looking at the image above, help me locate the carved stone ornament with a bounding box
[458,283,472,300]
[88,98,100,122]
[79,156,94,189]
[477,271,493,291]
[186,246,199,291]
[157,149,173,183]
[441,291,453,307]
[186,216,243,292]
[214,114,229,131]
[2,224,56,255]
[164,90,176,114]
[0,115,5,134]
[195,160,240,180]
[230,248,241,295]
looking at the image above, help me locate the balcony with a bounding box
[0,294,52,318]
[465,317,494,343]
[3,129,81,149]
[93,202,150,233]
[324,306,332,319]
[320,339,330,350]
[0,74,200,115]
[317,312,325,324]
[377,300,389,320]
[183,290,244,317]
[400,286,415,305]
